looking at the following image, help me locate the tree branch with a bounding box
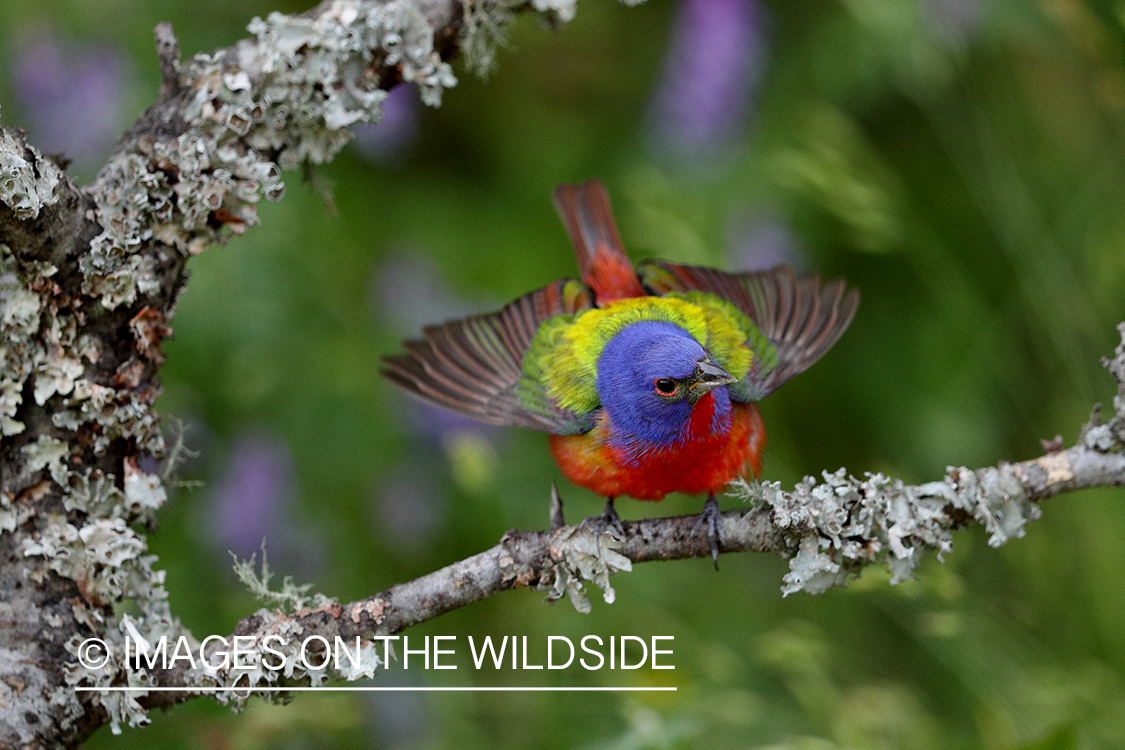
[0,0,554,743]
[131,324,1125,716]
[2,0,1124,743]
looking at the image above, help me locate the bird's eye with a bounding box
[654,378,679,396]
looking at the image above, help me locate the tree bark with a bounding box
[1,0,466,743]
[2,0,1124,744]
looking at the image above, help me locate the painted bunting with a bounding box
[383,180,858,563]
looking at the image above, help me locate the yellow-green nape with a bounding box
[518,294,759,416]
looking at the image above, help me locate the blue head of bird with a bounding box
[595,320,736,454]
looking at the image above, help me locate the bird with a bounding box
[382,180,858,565]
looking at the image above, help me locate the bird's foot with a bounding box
[581,497,626,540]
[692,495,724,570]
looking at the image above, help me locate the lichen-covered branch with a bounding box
[2,0,1124,742]
[0,0,573,744]
[124,323,1125,721]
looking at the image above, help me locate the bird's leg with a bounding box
[692,495,724,570]
[581,496,625,539]
[601,497,625,538]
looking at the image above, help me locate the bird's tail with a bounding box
[553,180,646,304]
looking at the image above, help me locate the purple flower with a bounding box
[371,462,446,556]
[371,253,483,337]
[372,252,503,532]
[923,0,981,46]
[373,252,504,438]
[206,430,325,579]
[647,0,767,162]
[11,30,133,174]
[373,254,503,441]
[210,432,295,559]
[726,214,803,271]
[350,84,420,164]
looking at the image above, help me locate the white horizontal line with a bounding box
[75,686,676,693]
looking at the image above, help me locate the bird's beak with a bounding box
[688,359,736,403]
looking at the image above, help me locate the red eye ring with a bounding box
[654,378,679,396]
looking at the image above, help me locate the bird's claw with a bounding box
[581,498,626,540]
[692,496,724,570]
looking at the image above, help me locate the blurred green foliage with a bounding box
[4,0,1125,747]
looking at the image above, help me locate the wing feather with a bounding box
[638,262,858,398]
[382,279,595,432]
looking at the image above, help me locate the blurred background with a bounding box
[4,0,1125,747]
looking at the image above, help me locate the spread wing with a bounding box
[638,262,859,400]
[381,279,596,433]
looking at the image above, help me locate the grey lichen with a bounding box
[21,435,70,485]
[1079,324,1125,453]
[12,332,176,737]
[529,0,579,23]
[0,128,63,220]
[22,514,164,607]
[24,499,181,733]
[202,609,382,711]
[1107,322,1125,421]
[4,0,620,736]
[1,240,124,449]
[232,544,337,613]
[539,525,632,613]
[52,380,165,456]
[245,0,456,114]
[1083,422,1119,452]
[59,603,191,734]
[0,488,18,533]
[736,462,1042,596]
[460,0,513,75]
[56,545,382,724]
[0,244,49,435]
[84,0,461,312]
[185,551,380,710]
[14,436,186,735]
